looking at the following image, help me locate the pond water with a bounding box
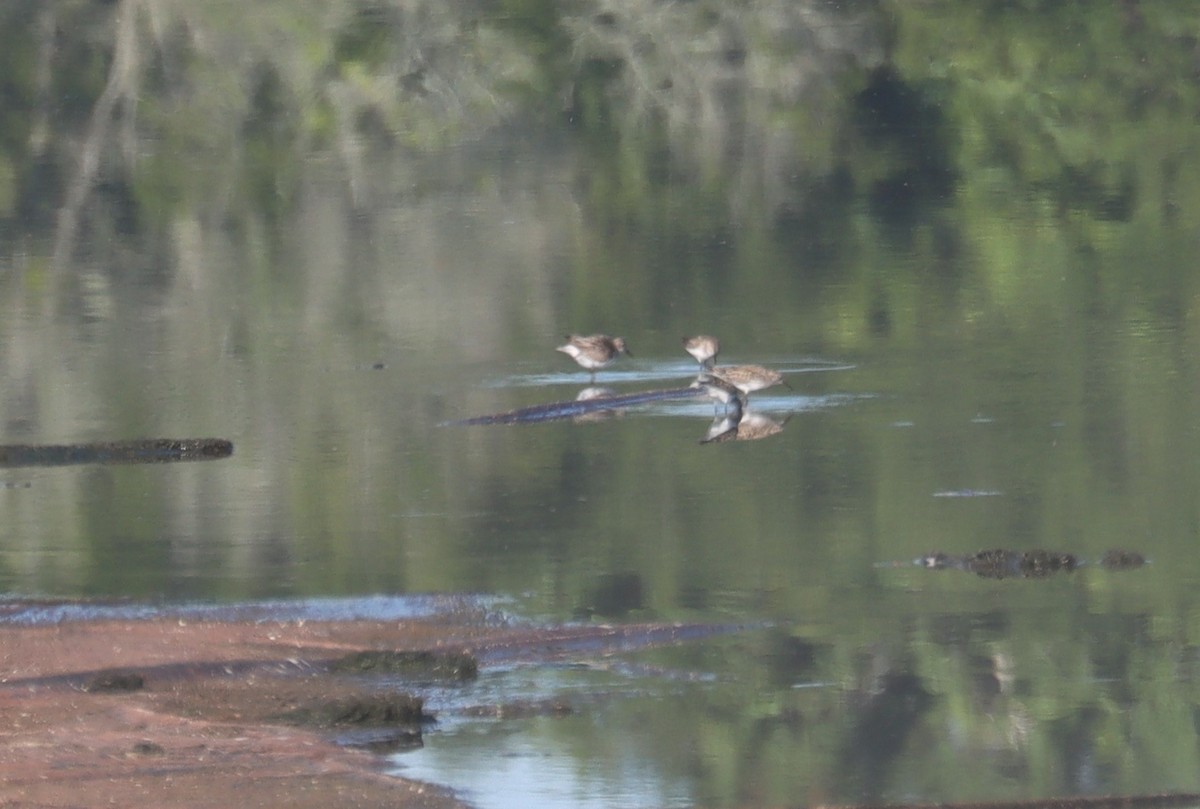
[3,2,1200,807]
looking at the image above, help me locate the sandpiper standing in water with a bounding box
[556,334,632,380]
[684,335,788,399]
[682,335,720,370]
[710,363,789,398]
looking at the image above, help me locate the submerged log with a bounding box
[443,386,703,426]
[916,548,1147,579]
[0,438,233,467]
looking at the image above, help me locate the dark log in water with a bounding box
[443,386,705,426]
[0,438,234,467]
[915,548,1147,579]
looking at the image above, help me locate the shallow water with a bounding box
[4,3,1200,806]
[0,593,495,626]
[396,684,699,809]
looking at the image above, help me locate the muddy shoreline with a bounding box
[0,600,740,807]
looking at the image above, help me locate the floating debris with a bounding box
[0,438,233,467]
[917,549,1078,579]
[1100,549,1148,570]
[330,649,478,682]
[914,548,1148,579]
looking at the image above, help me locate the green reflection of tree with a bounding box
[555,1,1200,352]
[572,592,1200,806]
[882,1,1200,337]
[6,2,1199,294]
[892,2,1200,218]
[0,0,555,268]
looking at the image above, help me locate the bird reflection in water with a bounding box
[701,408,790,444]
[691,374,788,443]
[572,386,620,423]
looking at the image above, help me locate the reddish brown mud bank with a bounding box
[0,604,738,807]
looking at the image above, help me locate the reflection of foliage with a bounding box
[1,0,555,263]
[7,1,1200,262]
[557,0,1200,261]
[616,593,1195,806]
[890,2,1200,222]
[3,0,1199,358]
[850,66,958,221]
[0,0,897,261]
[559,1,888,226]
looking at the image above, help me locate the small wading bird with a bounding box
[709,363,789,398]
[691,374,745,413]
[683,335,789,399]
[556,334,632,380]
[682,335,720,370]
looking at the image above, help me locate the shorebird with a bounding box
[682,335,720,370]
[709,364,789,398]
[684,335,787,398]
[690,374,745,413]
[556,334,631,380]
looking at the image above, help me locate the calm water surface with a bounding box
[3,3,1200,806]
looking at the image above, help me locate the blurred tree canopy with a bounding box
[2,0,1198,266]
